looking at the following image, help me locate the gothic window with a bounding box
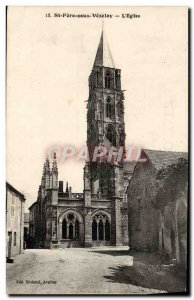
[106,126,115,145]
[115,70,121,89]
[61,212,81,241]
[92,213,111,242]
[106,98,112,118]
[96,71,99,87]
[62,218,67,239]
[68,213,74,221]
[99,219,104,240]
[69,223,73,240]
[117,101,123,117]
[92,219,97,240]
[75,219,79,240]
[105,72,111,88]
[105,220,111,241]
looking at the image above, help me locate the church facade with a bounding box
[29,31,131,248]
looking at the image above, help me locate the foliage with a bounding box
[151,158,188,210]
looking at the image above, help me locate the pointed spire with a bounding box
[41,162,46,187]
[93,30,115,68]
[45,156,50,174]
[52,152,58,174]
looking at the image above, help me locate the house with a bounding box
[6,182,26,262]
[127,149,188,265]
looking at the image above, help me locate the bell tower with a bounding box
[84,30,127,246]
[87,30,125,149]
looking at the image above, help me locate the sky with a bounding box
[6,6,188,211]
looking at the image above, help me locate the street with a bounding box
[6,247,186,295]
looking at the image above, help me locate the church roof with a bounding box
[124,149,188,178]
[93,30,115,68]
[143,149,188,170]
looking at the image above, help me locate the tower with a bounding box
[84,30,126,246]
[43,153,58,247]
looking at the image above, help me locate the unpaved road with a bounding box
[7,247,165,295]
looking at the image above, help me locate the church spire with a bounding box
[93,30,115,68]
[45,156,50,174]
[52,152,58,174]
[51,152,58,189]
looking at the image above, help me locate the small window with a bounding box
[115,70,121,89]
[106,98,112,118]
[105,72,111,88]
[117,101,123,116]
[106,126,115,145]
[14,232,16,246]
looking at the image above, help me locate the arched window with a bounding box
[117,101,123,116]
[105,220,110,241]
[75,219,79,240]
[96,71,99,87]
[106,126,115,145]
[62,219,67,239]
[92,213,111,242]
[61,211,83,241]
[92,219,97,240]
[115,70,121,89]
[99,219,104,240]
[106,98,112,118]
[69,223,73,240]
[105,72,111,88]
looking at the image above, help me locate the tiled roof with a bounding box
[124,161,137,174]
[143,149,188,170]
[6,182,26,201]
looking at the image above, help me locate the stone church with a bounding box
[29,31,132,248]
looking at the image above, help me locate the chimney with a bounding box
[59,181,63,192]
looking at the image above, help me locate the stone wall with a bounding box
[128,160,160,252]
[128,155,188,266]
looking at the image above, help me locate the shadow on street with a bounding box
[92,249,187,293]
[90,249,130,257]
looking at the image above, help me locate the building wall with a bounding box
[128,156,188,265]
[128,160,160,252]
[6,188,24,258]
[121,207,129,245]
[158,186,187,264]
[177,192,187,266]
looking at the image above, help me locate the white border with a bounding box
[1,1,192,299]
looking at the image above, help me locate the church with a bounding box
[29,30,133,248]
